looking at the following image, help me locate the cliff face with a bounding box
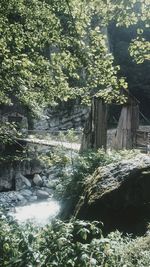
[0,99,89,135]
[75,154,150,235]
[33,100,89,132]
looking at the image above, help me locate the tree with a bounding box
[0,0,149,148]
[0,0,75,111]
[0,0,129,111]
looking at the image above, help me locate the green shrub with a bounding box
[61,149,138,202]
[58,129,80,143]
[0,214,39,267]
[37,148,71,168]
[1,213,150,267]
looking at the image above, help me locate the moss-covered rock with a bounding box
[75,154,150,235]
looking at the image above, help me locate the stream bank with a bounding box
[1,147,150,236]
[0,141,76,222]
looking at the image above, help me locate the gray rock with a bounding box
[33,117,49,131]
[75,154,150,234]
[33,101,88,133]
[0,179,12,191]
[46,180,59,189]
[0,198,6,203]
[41,187,53,195]
[36,190,49,199]
[15,173,31,190]
[29,196,38,202]
[33,174,43,186]
[0,191,23,208]
[24,177,31,187]
[20,189,33,197]
[16,193,26,202]
[48,173,59,180]
[18,199,28,205]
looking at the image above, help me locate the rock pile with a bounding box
[0,166,61,208]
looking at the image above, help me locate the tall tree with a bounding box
[0,0,149,147]
[0,0,129,111]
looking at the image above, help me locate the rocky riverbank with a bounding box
[0,164,64,209]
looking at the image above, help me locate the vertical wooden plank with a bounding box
[114,101,139,150]
[80,97,107,152]
[93,97,107,149]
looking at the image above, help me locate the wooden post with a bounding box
[80,97,107,152]
[113,100,139,150]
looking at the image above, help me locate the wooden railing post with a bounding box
[80,97,107,152]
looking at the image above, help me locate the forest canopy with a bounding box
[0,0,149,111]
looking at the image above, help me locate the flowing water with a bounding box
[10,200,60,225]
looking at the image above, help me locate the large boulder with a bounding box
[20,189,33,198]
[75,154,150,235]
[33,174,43,186]
[36,190,49,199]
[15,173,31,190]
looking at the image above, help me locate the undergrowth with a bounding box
[0,213,150,267]
[56,149,138,202]
[0,149,147,266]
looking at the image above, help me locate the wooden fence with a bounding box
[135,130,150,153]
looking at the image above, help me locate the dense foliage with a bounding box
[0,0,149,111]
[54,149,138,203]
[0,0,69,110]
[1,214,150,267]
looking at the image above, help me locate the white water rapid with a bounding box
[10,200,60,225]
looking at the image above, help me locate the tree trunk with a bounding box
[113,101,139,149]
[80,97,107,152]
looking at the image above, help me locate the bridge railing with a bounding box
[25,129,83,144]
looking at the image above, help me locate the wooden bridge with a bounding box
[3,126,150,156]
[14,126,150,154]
[16,136,81,151]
